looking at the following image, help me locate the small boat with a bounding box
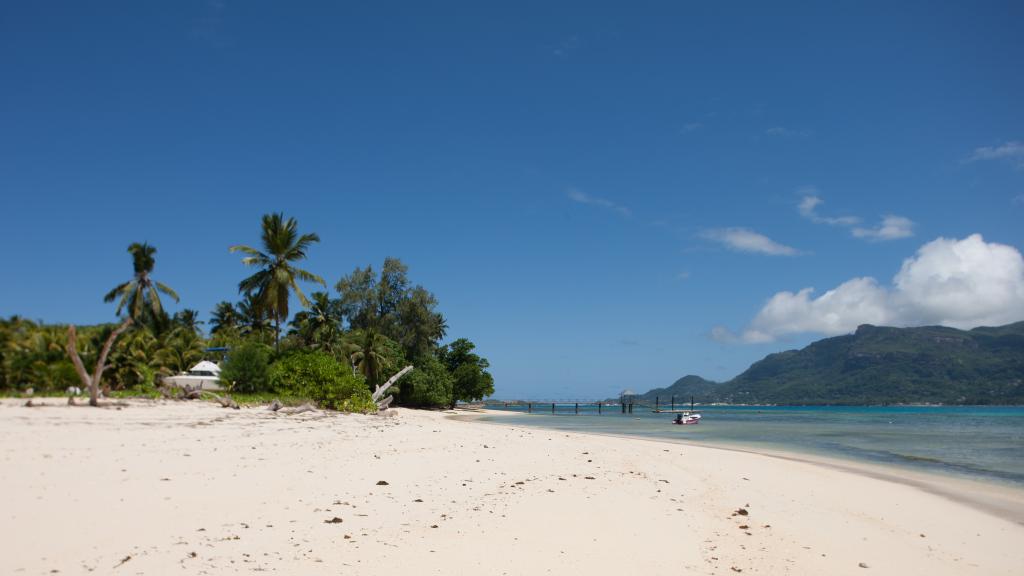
[161,361,224,391]
[672,412,701,425]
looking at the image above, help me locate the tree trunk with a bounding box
[66,318,133,407]
[274,316,281,353]
[373,365,413,403]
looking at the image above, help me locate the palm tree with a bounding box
[347,328,390,387]
[209,301,241,334]
[172,309,203,335]
[230,213,325,350]
[103,242,179,328]
[290,291,342,351]
[236,293,272,336]
[154,328,204,376]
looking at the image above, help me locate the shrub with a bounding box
[220,342,272,393]
[399,355,452,408]
[268,351,370,411]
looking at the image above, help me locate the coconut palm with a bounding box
[103,242,179,328]
[172,309,203,335]
[154,328,204,376]
[289,291,342,351]
[230,213,325,350]
[209,301,241,335]
[346,328,390,387]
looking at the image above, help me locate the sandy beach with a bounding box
[2,400,1022,575]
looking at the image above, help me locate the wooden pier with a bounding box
[499,395,699,416]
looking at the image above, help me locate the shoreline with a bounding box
[3,399,1023,575]
[461,408,1024,525]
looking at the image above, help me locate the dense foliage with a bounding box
[219,341,272,393]
[268,352,374,412]
[639,323,1024,405]
[440,338,495,408]
[3,215,496,412]
[399,355,453,407]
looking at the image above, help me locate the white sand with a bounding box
[1,399,1022,575]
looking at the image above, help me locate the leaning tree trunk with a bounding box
[373,365,413,411]
[66,318,133,407]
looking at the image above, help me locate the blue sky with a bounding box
[2,1,1023,399]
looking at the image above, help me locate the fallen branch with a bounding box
[279,402,317,415]
[206,392,239,409]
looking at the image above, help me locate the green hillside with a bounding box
[638,375,721,403]
[647,322,1024,405]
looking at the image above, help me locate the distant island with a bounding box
[640,322,1024,405]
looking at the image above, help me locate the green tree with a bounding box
[289,291,343,352]
[219,341,272,393]
[209,301,240,334]
[236,293,273,337]
[345,328,393,388]
[395,286,448,359]
[399,354,453,407]
[154,328,204,375]
[231,213,325,350]
[108,328,161,389]
[103,242,179,329]
[172,309,203,335]
[439,338,494,408]
[336,258,446,358]
[268,351,374,411]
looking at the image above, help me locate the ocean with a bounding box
[480,405,1024,487]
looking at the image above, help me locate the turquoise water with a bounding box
[480,405,1024,487]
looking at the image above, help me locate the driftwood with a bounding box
[373,365,413,411]
[279,402,317,415]
[207,392,239,410]
[267,399,283,412]
[372,366,413,402]
[66,318,133,407]
[158,382,203,401]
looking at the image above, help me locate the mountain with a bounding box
[638,375,721,403]
[647,322,1024,405]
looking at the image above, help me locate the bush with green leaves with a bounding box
[399,355,452,407]
[220,341,272,393]
[268,351,373,411]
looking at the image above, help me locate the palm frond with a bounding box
[103,282,132,303]
[155,281,180,302]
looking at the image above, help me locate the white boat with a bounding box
[672,412,701,425]
[162,361,224,391]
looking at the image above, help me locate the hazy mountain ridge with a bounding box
[640,322,1024,405]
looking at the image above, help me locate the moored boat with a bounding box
[161,361,224,391]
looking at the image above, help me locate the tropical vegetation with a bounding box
[1,213,494,410]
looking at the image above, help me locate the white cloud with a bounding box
[681,122,702,133]
[730,234,1024,342]
[968,141,1024,168]
[797,193,861,226]
[852,215,915,240]
[701,228,799,256]
[567,189,631,217]
[797,190,911,241]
